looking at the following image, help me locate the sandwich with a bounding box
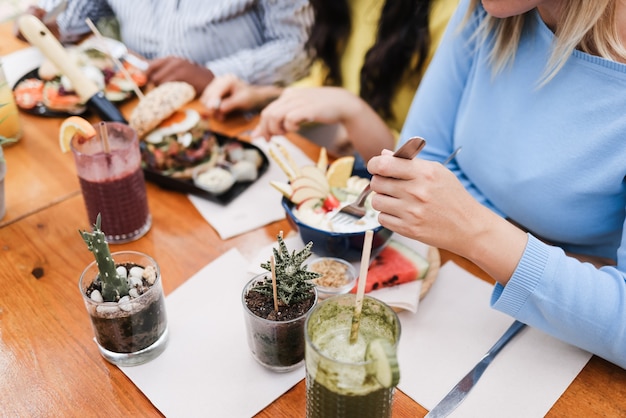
[130,81,218,178]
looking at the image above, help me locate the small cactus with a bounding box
[255,232,321,306]
[79,213,129,302]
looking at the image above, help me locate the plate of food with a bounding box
[131,82,269,205]
[12,37,147,117]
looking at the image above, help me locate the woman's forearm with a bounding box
[341,97,396,162]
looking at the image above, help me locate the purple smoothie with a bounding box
[72,122,151,243]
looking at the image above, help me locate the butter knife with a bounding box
[425,320,527,418]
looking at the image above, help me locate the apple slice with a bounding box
[300,165,329,190]
[297,197,322,211]
[290,185,327,204]
[270,181,293,199]
[291,175,329,195]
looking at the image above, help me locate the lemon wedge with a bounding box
[326,155,355,188]
[365,338,400,388]
[58,116,96,153]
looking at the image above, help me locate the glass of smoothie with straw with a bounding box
[64,117,151,243]
[304,230,401,418]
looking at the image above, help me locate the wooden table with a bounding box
[1,21,625,418]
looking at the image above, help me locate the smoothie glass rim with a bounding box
[304,293,401,367]
[70,121,138,157]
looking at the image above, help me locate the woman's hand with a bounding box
[368,152,481,251]
[251,87,366,139]
[367,151,528,284]
[145,57,214,96]
[200,74,281,120]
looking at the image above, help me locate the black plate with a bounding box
[12,68,88,117]
[12,67,136,118]
[141,133,269,205]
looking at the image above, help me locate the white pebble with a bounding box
[143,265,157,285]
[90,289,104,303]
[116,266,128,279]
[128,275,143,288]
[129,266,144,278]
[129,288,140,299]
[96,304,119,314]
[118,296,133,312]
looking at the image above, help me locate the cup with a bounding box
[242,274,317,372]
[0,61,23,142]
[71,122,151,243]
[79,251,168,366]
[305,294,401,418]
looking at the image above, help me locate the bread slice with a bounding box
[129,81,195,138]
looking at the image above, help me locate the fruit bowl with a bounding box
[282,197,393,261]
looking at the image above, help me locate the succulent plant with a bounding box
[79,213,129,302]
[255,232,321,306]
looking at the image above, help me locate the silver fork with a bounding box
[331,137,426,225]
[331,142,462,225]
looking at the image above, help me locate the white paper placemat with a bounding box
[188,136,314,239]
[120,249,304,417]
[397,262,592,417]
[120,250,592,417]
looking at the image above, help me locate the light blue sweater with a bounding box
[399,0,626,368]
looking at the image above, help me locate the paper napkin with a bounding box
[119,249,305,417]
[1,47,43,87]
[189,136,314,239]
[397,262,592,417]
[248,233,428,313]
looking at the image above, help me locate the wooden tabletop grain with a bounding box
[1,21,625,418]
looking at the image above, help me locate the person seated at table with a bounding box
[361,0,626,369]
[16,0,313,96]
[200,0,458,161]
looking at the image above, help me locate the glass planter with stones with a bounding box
[242,232,320,372]
[79,215,168,366]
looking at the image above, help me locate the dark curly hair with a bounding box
[306,0,434,122]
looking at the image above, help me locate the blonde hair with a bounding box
[467,0,626,84]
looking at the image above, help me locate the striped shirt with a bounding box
[39,0,313,85]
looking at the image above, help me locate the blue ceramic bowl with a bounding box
[281,197,393,261]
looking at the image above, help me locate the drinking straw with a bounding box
[349,229,374,344]
[85,18,145,101]
[271,254,279,312]
[98,121,111,154]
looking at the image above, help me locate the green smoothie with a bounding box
[305,294,401,418]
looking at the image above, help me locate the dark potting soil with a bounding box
[245,290,315,321]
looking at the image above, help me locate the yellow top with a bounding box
[295,0,459,138]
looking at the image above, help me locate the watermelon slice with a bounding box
[352,240,429,293]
